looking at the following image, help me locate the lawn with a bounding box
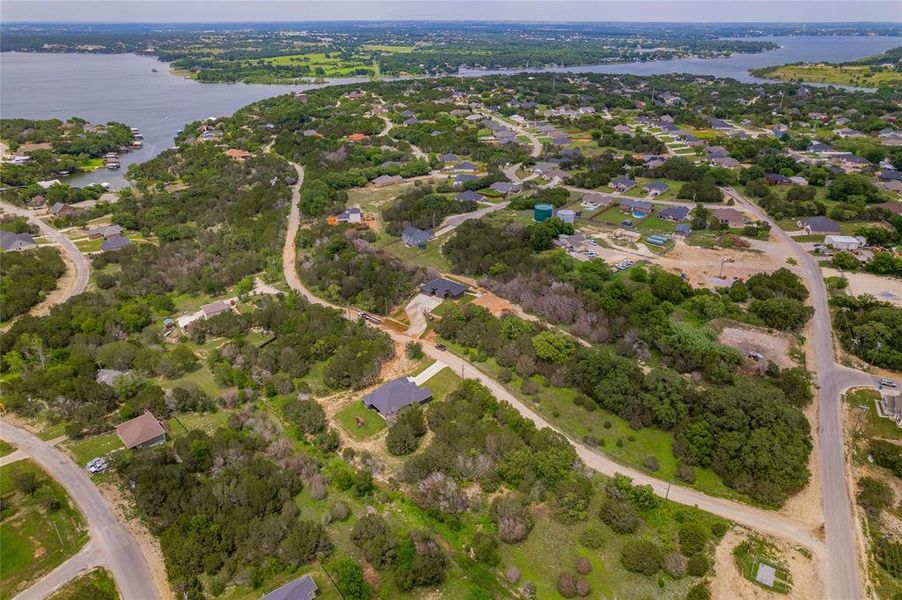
[335,402,387,440]
[0,440,15,457]
[62,433,123,466]
[378,236,451,273]
[159,365,224,399]
[592,206,678,234]
[734,535,793,593]
[49,568,118,600]
[167,410,233,438]
[241,52,374,76]
[362,44,415,53]
[846,388,900,442]
[0,460,88,600]
[421,366,461,402]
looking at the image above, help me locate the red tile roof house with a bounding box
[116,412,167,450]
[346,133,369,143]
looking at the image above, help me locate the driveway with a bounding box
[404,293,443,337]
[434,201,509,237]
[0,422,161,600]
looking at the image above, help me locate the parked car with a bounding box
[435,343,447,351]
[86,457,110,474]
[879,378,897,388]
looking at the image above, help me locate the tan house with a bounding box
[116,412,167,450]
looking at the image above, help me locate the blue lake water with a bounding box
[2,35,899,188]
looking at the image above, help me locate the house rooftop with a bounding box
[421,277,468,299]
[363,378,432,416]
[116,412,166,449]
[260,574,318,600]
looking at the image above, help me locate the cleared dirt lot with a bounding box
[822,267,902,307]
[717,324,797,369]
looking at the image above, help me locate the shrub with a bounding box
[711,521,729,538]
[497,368,513,383]
[621,540,664,575]
[556,572,578,598]
[394,531,448,591]
[679,522,709,556]
[686,582,711,600]
[676,463,696,484]
[330,500,350,521]
[521,582,536,598]
[406,341,424,359]
[858,476,894,518]
[576,578,591,597]
[875,537,902,578]
[687,553,710,577]
[471,531,501,566]
[327,557,373,600]
[521,379,540,395]
[506,566,521,584]
[386,421,420,455]
[578,526,605,549]
[284,398,327,435]
[664,552,688,578]
[308,473,327,500]
[643,456,660,471]
[600,499,640,534]
[491,494,535,544]
[14,472,40,496]
[350,514,395,569]
[575,556,592,574]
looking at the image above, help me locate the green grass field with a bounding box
[63,433,123,466]
[167,410,233,439]
[49,568,119,600]
[362,44,415,53]
[421,366,461,402]
[335,402,387,440]
[757,64,902,87]
[240,52,374,76]
[159,365,224,399]
[0,440,15,457]
[1,460,88,600]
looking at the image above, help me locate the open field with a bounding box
[63,432,124,466]
[754,64,902,87]
[335,401,387,440]
[0,460,88,600]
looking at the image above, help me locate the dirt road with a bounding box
[0,422,161,600]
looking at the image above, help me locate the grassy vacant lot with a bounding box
[241,52,374,76]
[63,433,124,466]
[422,366,461,402]
[0,460,88,599]
[167,410,232,439]
[49,568,118,600]
[335,402,387,440]
[362,44,415,53]
[757,64,902,87]
[592,205,679,234]
[846,388,900,442]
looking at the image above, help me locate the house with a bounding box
[765,173,792,186]
[403,117,419,126]
[554,233,590,253]
[451,161,478,173]
[544,168,569,183]
[825,235,865,251]
[363,377,432,417]
[372,174,403,187]
[420,277,468,299]
[336,207,364,224]
[402,226,432,249]
[346,133,369,143]
[116,412,167,450]
[799,216,841,235]
[201,300,231,319]
[456,190,484,203]
[38,179,62,190]
[840,155,871,170]
[581,192,616,209]
[613,124,633,135]
[611,176,635,192]
[675,223,692,236]
[224,148,251,161]
[86,224,124,240]
[709,157,741,169]
[705,117,732,130]
[658,206,690,222]
[49,202,78,217]
[531,161,557,175]
[619,198,653,213]
[705,146,730,159]
[440,152,459,163]
[788,176,809,186]
[713,208,747,228]
[875,202,902,216]
[261,574,318,600]
[101,235,132,252]
[0,231,37,252]
[642,181,669,197]
[834,128,865,138]
[879,169,902,182]
[490,181,519,195]
[453,174,479,186]
[879,393,902,426]
[809,142,835,155]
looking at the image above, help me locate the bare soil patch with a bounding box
[717,324,796,369]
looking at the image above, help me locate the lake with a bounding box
[2,35,899,188]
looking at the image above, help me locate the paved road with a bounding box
[0,422,161,600]
[434,201,510,237]
[726,187,871,600]
[481,112,542,158]
[280,172,828,565]
[14,543,102,600]
[377,114,426,159]
[0,201,90,299]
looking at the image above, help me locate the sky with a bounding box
[2,1,900,24]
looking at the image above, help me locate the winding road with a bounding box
[279,159,832,576]
[480,112,543,158]
[0,201,90,301]
[0,422,160,600]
